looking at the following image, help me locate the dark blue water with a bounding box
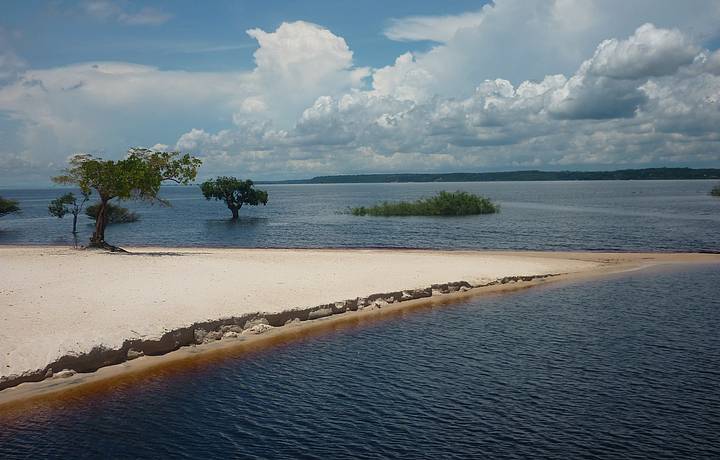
[1,265,719,459]
[1,180,719,251]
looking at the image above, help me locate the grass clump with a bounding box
[86,202,140,224]
[351,191,499,217]
[711,184,720,197]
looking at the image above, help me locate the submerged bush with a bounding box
[711,184,720,197]
[85,202,139,224]
[0,196,19,217]
[351,191,499,216]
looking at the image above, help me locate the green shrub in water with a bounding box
[85,202,139,224]
[351,191,499,216]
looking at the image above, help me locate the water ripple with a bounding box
[2,181,720,252]
[2,266,720,458]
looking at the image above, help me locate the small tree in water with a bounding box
[52,148,201,250]
[200,177,268,219]
[0,196,19,217]
[48,191,90,233]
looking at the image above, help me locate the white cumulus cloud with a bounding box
[377,0,720,100]
[173,23,720,178]
[0,21,368,180]
[587,23,700,79]
[1,3,720,185]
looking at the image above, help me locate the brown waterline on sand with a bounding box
[1,253,718,418]
[0,275,558,392]
[0,273,562,409]
[0,274,567,420]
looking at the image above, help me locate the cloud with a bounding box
[547,24,701,120]
[384,9,487,43]
[1,5,720,184]
[371,52,435,101]
[0,61,246,167]
[377,0,720,100]
[0,21,367,178]
[0,27,25,82]
[587,23,699,79]
[83,0,172,26]
[171,23,720,178]
[705,49,720,75]
[244,21,369,123]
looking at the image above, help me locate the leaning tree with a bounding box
[0,196,19,217]
[48,191,91,233]
[200,176,268,219]
[52,148,202,249]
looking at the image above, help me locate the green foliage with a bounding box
[48,192,88,217]
[0,196,20,217]
[351,191,499,217]
[52,148,201,246]
[48,194,73,218]
[200,176,268,218]
[52,148,202,203]
[85,202,139,224]
[711,184,720,197]
[49,191,91,233]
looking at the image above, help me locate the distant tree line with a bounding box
[264,168,720,184]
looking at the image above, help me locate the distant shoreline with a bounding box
[1,247,719,413]
[257,168,720,184]
[3,169,720,189]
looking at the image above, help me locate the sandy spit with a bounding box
[1,246,718,406]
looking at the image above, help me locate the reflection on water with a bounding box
[204,216,269,227]
[1,265,718,458]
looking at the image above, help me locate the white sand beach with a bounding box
[1,246,718,401]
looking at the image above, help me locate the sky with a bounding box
[1,0,719,186]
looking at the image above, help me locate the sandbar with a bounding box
[1,246,718,410]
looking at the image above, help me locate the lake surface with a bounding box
[1,265,718,459]
[1,180,719,251]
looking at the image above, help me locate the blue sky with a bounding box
[1,0,719,185]
[3,0,485,71]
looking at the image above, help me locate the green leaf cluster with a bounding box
[48,192,90,218]
[52,148,202,203]
[200,176,268,215]
[351,191,499,216]
[711,184,720,197]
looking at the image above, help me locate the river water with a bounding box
[0,180,718,251]
[0,265,718,458]
[1,180,719,458]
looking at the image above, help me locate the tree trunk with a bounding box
[230,206,239,219]
[88,200,125,251]
[90,199,108,246]
[72,213,78,234]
